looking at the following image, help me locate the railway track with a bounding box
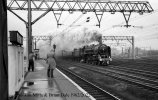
[112,61,158,67]
[109,66,158,80]
[57,65,121,100]
[111,59,158,72]
[58,60,158,92]
[112,58,158,66]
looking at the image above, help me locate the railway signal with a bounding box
[53,44,56,52]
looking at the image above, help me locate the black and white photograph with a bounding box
[0,0,158,100]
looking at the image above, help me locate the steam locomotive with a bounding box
[72,43,112,66]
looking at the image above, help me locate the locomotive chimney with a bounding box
[98,36,102,45]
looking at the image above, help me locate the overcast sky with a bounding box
[8,0,158,50]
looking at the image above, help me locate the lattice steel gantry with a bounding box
[7,0,154,55]
[7,0,154,27]
[32,35,55,50]
[102,36,135,59]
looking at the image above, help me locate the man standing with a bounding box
[47,49,56,78]
[28,52,35,71]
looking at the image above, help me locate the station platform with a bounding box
[17,60,93,100]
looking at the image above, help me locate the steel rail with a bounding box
[109,66,158,79]
[57,65,121,100]
[59,60,158,92]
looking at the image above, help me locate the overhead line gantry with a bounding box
[8,0,154,27]
[7,0,153,55]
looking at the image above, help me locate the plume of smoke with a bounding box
[37,27,102,57]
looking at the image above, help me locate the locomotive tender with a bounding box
[73,43,112,66]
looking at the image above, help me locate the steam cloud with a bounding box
[37,27,102,58]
